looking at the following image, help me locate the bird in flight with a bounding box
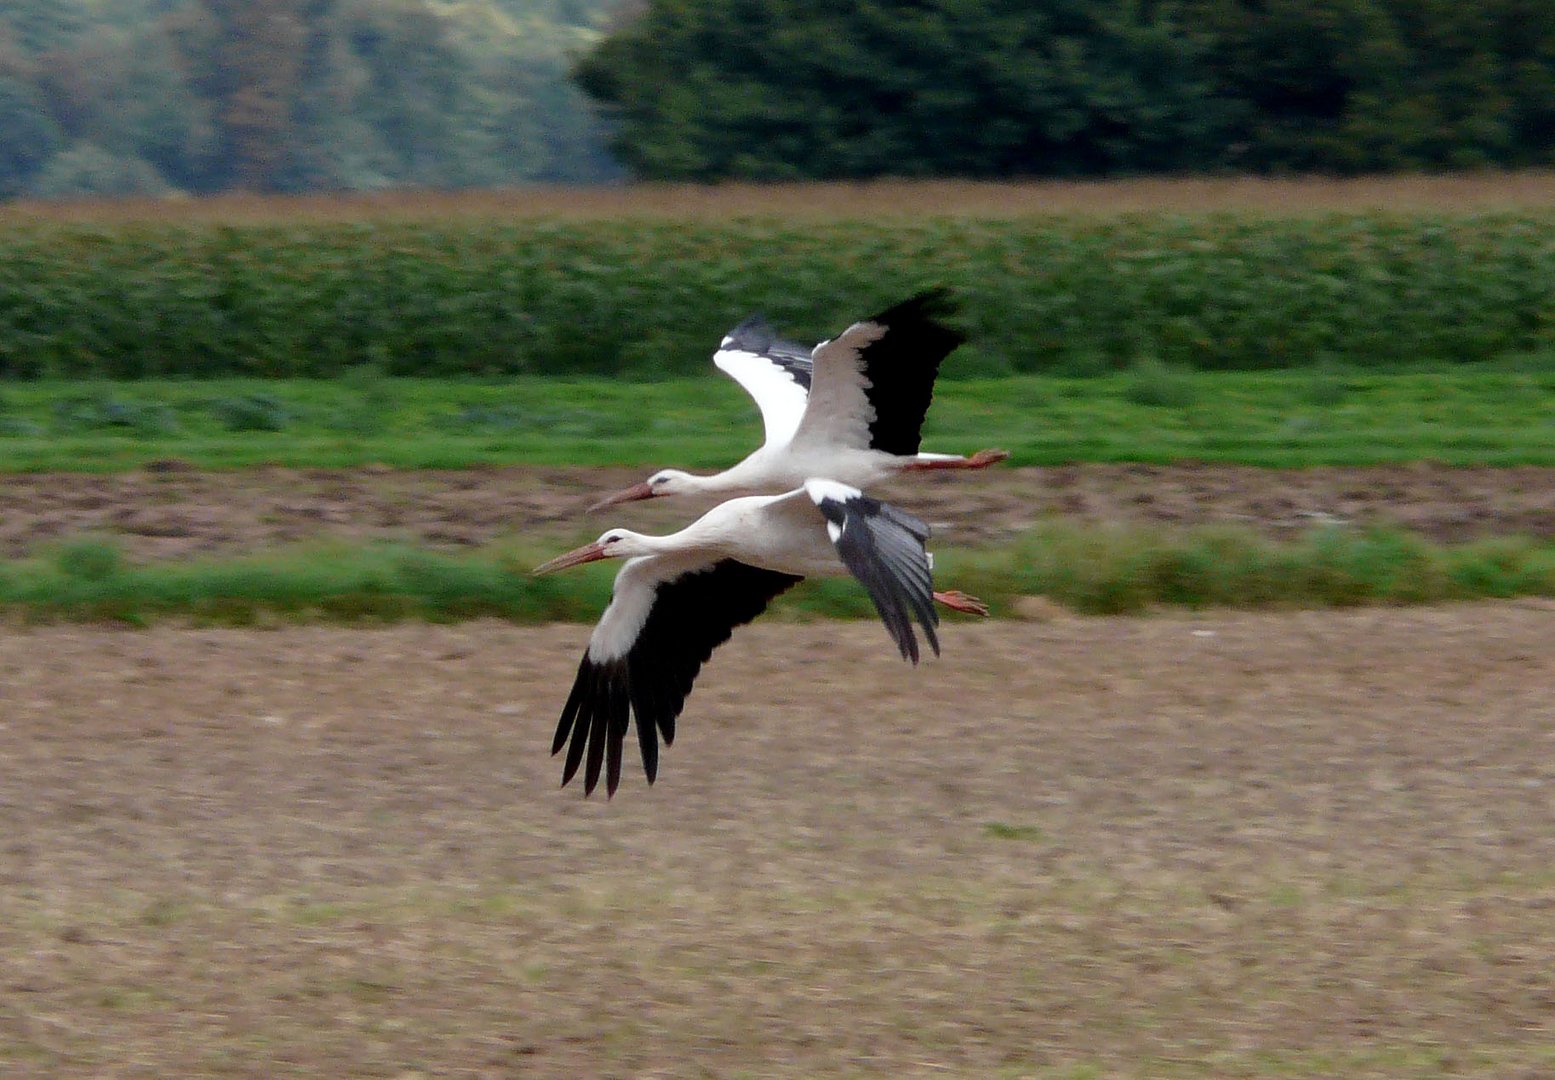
[534,479,985,796]
[589,291,1008,511]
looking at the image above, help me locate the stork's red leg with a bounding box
[902,448,1010,472]
[934,590,990,616]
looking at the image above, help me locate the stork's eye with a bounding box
[651,476,667,486]
[604,534,622,544]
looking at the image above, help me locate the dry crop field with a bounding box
[10,173,1555,222]
[3,606,1555,1078]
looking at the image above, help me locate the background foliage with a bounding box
[0,0,622,198]
[578,0,1555,180]
[3,1,1555,195]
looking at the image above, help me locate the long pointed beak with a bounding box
[531,541,610,576]
[587,481,658,513]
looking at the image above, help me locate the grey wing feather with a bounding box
[811,490,940,662]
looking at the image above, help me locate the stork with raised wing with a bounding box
[589,291,1008,510]
[534,479,987,796]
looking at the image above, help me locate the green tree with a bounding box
[1185,0,1555,171]
[0,0,625,198]
[30,141,173,196]
[0,75,62,195]
[575,0,1232,179]
[580,0,1555,178]
[163,0,311,190]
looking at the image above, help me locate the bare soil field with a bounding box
[11,173,1555,223]
[3,605,1555,1077]
[4,463,1555,560]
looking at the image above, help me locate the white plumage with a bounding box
[589,291,1008,510]
[533,480,985,796]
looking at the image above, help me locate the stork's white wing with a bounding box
[713,316,813,449]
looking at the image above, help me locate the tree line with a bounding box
[3,0,1553,198]
[577,0,1555,179]
[0,0,621,198]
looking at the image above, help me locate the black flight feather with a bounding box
[552,560,801,796]
[851,289,964,457]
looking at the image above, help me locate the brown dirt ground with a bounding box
[6,462,1555,560]
[4,605,1555,1077]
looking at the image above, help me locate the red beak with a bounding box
[587,481,658,513]
[531,540,610,576]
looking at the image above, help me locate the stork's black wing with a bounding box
[794,289,965,457]
[552,556,803,796]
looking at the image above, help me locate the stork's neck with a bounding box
[690,453,782,498]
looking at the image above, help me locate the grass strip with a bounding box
[8,525,1555,627]
[4,366,1555,472]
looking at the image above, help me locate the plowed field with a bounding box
[4,605,1555,1077]
[5,462,1555,560]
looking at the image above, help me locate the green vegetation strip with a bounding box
[4,368,1555,471]
[1,215,1554,379]
[9,524,1555,626]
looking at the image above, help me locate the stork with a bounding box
[589,291,1009,510]
[534,479,987,796]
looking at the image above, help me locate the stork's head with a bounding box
[531,528,652,574]
[587,469,700,511]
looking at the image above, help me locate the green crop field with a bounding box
[0,211,1553,381]
[2,366,1555,472]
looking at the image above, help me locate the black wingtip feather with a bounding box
[853,288,965,457]
[550,562,802,796]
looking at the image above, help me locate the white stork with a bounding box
[533,479,986,796]
[589,290,1009,510]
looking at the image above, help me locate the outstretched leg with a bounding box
[934,590,990,616]
[902,448,1010,472]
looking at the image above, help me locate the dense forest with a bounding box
[3,0,1554,197]
[0,0,623,197]
[580,0,1555,180]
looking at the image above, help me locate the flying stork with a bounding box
[589,290,1009,510]
[533,479,987,796]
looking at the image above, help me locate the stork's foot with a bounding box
[934,590,990,617]
[903,448,1011,472]
[964,448,1010,468]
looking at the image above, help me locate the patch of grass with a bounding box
[5,522,1555,625]
[211,393,293,432]
[0,539,616,625]
[3,367,1555,471]
[1301,363,1354,407]
[53,537,124,582]
[140,898,196,928]
[51,394,178,437]
[1122,356,1198,408]
[982,822,1047,842]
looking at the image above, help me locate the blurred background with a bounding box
[5,3,1555,1079]
[1,0,1552,197]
